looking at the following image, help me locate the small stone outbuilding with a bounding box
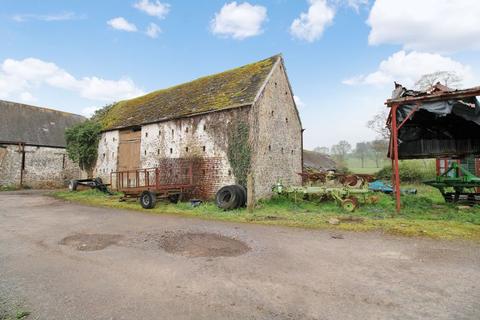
[95,55,303,199]
[0,100,85,188]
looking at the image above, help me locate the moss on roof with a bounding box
[100,55,280,130]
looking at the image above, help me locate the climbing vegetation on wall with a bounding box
[227,122,251,186]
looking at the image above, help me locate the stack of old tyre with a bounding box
[215,185,247,210]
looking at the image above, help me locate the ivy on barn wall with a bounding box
[227,121,251,187]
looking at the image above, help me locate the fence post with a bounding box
[247,173,255,213]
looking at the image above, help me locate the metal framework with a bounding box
[110,163,195,198]
[386,86,480,213]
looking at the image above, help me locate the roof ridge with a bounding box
[115,54,282,106]
[0,99,85,118]
[101,54,281,130]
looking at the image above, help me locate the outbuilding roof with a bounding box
[0,100,85,147]
[99,55,281,131]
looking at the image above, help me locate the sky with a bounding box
[1,0,480,150]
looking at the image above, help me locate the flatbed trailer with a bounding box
[111,162,196,208]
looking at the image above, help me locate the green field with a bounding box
[52,185,480,241]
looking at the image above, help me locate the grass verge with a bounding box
[51,185,480,241]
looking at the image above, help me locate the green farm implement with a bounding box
[424,162,480,204]
[273,172,377,212]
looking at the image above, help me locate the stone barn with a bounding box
[0,100,85,188]
[95,54,303,199]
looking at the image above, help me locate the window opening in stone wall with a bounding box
[171,129,174,137]
[185,147,189,152]
[271,110,274,116]
[158,130,161,136]
[103,153,105,159]
[185,127,189,133]
[274,82,277,87]
[291,150,294,155]
[202,146,206,152]
[145,132,148,137]
[202,169,206,175]
[157,149,160,155]
[268,145,271,152]
[62,154,65,169]
[286,118,288,123]
[203,124,207,131]
[144,150,147,155]
[228,170,231,176]
[281,147,284,154]
[170,148,173,154]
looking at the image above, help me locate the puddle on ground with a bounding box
[158,232,250,258]
[59,233,123,251]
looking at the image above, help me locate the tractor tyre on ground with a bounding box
[69,180,78,192]
[231,185,247,207]
[140,191,156,209]
[215,186,239,210]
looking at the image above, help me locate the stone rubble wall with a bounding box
[0,144,83,188]
[250,60,303,199]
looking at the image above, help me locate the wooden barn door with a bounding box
[118,129,141,172]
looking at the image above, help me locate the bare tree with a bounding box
[367,109,390,140]
[371,139,388,168]
[414,71,462,91]
[313,146,329,154]
[331,140,351,164]
[354,142,371,168]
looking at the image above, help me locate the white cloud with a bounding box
[343,50,473,87]
[19,92,36,103]
[81,106,102,117]
[210,2,267,40]
[343,0,368,12]
[107,17,138,32]
[367,0,480,52]
[294,95,306,108]
[134,0,170,19]
[0,57,144,102]
[290,0,335,42]
[12,12,84,22]
[146,23,162,38]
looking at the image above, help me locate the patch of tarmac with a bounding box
[59,234,124,251]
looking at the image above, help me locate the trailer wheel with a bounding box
[140,191,156,209]
[341,199,357,212]
[69,180,78,192]
[168,194,180,204]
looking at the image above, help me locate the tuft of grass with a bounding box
[51,185,480,241]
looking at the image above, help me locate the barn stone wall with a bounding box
[250,60,303,199]
[96,108,250,198]
[0,144,82,188]
[95,130,119,182]
[140,108,249,198]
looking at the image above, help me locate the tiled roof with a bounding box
[99,55,280,130]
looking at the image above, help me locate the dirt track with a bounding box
[0,190,479,319]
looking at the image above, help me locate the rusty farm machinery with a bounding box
[273,171,377,212]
